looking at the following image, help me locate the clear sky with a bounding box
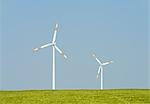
[1,0,149,90]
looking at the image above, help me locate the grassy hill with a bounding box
[0,89,150,104]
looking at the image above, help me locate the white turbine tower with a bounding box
[33,24,67,90]
[92,53,113,90]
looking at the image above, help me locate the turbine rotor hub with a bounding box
[52,42,56,46]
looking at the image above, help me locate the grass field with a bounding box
[0,89,150,104]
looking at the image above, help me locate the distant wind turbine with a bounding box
[92,53,113,90]
[33,24,67,90]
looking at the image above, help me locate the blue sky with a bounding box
[1,0,149,90]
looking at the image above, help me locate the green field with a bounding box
[0,89,150,104]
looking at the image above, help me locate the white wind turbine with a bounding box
[33,24,67,90]
[92,53,113,90]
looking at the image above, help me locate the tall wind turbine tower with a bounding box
[92,53,113,90]
[33,24,67,90]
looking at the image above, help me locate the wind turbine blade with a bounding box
[40,43,53,49]
[92,54,102,65]
[97,66,101,74]
[52,24,58,43]
[96,66,100,79]
[33,48,39,52]
[97,66,102,79]
[96,75,99,79]
[54,45,67,59]
[102,61,113,66]
[33,43,53,52]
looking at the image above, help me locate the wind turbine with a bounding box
[92,53,113,90]
[33,24,67,90]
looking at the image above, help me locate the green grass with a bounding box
[0,89,150,104]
